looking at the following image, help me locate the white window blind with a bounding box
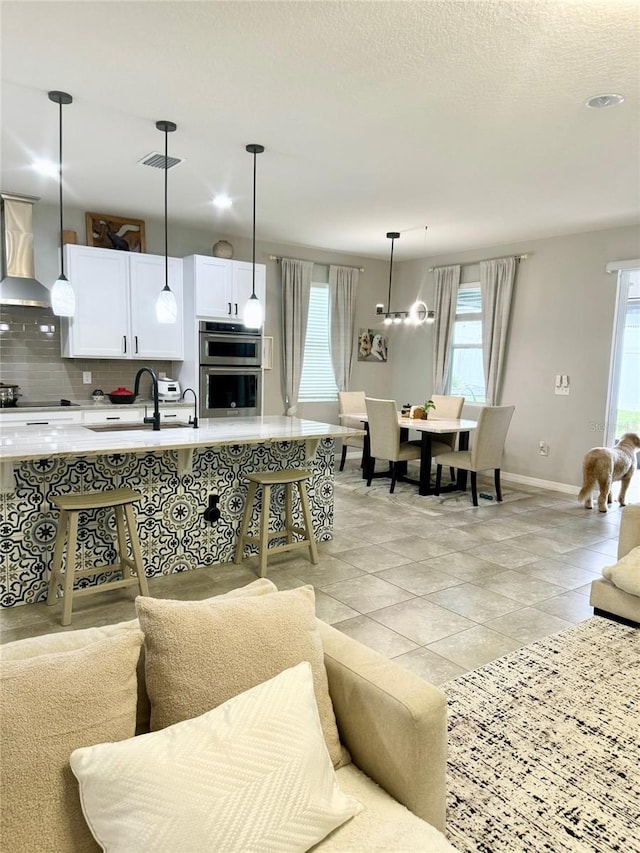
[298,283,338,402]
[449,285,486,403]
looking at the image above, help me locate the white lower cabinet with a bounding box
[82,409,141,426]
[0,411,83,427]
[61,245,184,360]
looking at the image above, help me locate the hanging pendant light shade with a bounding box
[243,143,265,330]
[48,91,75,317]
[155,120,178,324]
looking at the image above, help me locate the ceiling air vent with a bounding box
[138,152,183,170]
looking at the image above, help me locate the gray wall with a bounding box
[14,201,640,489]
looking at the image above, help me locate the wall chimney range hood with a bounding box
[0,192,51,309]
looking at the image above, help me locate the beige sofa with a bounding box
[589,503,640,626]
[0,581,454,852]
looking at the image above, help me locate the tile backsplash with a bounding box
[0,306,176,402]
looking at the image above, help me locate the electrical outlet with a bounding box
[539,441,549,456]
[82,371,92,385]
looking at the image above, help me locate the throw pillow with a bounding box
[136,584,345,767]
[0,628,143,853]
[71,662,360,853]
[602,545,640,596]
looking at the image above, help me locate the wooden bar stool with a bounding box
[234,470,319,578]
[47,487,150,626]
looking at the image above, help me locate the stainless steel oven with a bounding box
[200,366,262,418]
[198,321,263,418]
[199,321,262,367]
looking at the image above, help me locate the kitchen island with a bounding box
[0,416,363,607]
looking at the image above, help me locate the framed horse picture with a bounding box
[85,213,146,252]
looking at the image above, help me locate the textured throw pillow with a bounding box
[0,628,143,853]
[71,662,360,853]
[136,584,345,767]
[602,545,640,596]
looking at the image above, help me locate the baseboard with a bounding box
[499,471,577,496]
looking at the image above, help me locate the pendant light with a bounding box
[48,91,75,317]
[382,231,400,326]
[374,230,435,326]
[155,120,178,324]
[243,143,265,330]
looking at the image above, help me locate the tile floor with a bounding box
[1,457,635,687]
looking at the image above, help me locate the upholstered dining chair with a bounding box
[429,395,465,480]
[365,397,421,494]
[434,405,515,506]
[338,390,366,471]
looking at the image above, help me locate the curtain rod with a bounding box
[429,253,528,273]
[269,255,364,273]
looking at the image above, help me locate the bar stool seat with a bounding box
[47,487,150,626]
[234,469,319,578]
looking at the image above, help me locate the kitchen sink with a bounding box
[86,422,192,432]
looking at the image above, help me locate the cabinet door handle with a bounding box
[123,335,127,354]
[234,303,238,316]
[135,335,139,354]
[106,416,120,421]
[228,302,232,315]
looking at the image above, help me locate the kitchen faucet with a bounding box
[133,367,161,431]
[182,387,198,428]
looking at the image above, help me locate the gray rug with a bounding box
[443,617,640,852]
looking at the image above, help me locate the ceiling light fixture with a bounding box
[213,194,233,210]
[243,143,265,330]
[48,90,75,317]
[375,231,434,327]
[585,93,624,109]
[32,158,59,179]
[155,119,178,324]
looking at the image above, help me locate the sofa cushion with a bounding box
[0,628,143,853]
[321,764,458,852]
[602,545,640,596]
[71,662,359,853]
[136,585,345,767]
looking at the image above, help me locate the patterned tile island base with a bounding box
[0,439,335,608]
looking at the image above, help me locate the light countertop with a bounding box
[0,416,364,463]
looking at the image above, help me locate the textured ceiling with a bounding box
[1,0,639,260]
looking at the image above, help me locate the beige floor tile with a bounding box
[427,624,522,670]
[339,521,407,545]
[318,531,368,555]
[321,575,414,613]
[332,615,419,658]
[508,533,576,557]
[369,598,475,645]
[420,551,506,581]
[580,538,621,558]
[427,528,488,553]
[313,590,360,624]
[484,606,573,644]
[516,558,599,590]
[474,569,566,603]
[425,583,522,621]
[555,548,610,571]
[377,535,457,562]
[535,590,596,623]
[467,542,541,569]
[288,556,366,588]
[338,544,413,572]
[374,563,463,596]
[394,647,467,685]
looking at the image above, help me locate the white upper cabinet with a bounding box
[61,245,184,360]
[183,255,266,321]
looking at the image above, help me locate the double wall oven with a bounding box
[199,321,262,418]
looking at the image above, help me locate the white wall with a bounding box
[384,225,640,488]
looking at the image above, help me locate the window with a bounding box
[298,283,338,402]
[449,285,486,403]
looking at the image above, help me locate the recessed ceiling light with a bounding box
[585,93,624,109]
[213,194,232,209]
[32,159,59,178]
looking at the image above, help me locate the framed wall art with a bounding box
[357,328,388,362]
[85,213,146,252]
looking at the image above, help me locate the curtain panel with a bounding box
[281,258,314,415]
[328,265,359,392]
[480,257,516,405]
[431,265,461,395]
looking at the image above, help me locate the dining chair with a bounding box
[365,397,421,493]
[338,390,366,471]
[429,395,465,481]
[434,404,515,506]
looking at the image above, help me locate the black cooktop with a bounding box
[4,399,80,409]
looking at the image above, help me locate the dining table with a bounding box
[340,413,477,496]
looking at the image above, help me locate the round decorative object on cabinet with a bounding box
[212,240,234,259]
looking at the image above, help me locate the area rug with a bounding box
[443,617,640,853]
[335,460,533,515]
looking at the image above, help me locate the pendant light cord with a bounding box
[58,99,64,278]
[387,235,395,313]
[251,150,257,298]
[164,127,168,289]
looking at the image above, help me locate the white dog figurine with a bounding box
[371,333,387,361]
[578,432,640,512]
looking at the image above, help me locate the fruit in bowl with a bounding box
[108,387,136,404]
